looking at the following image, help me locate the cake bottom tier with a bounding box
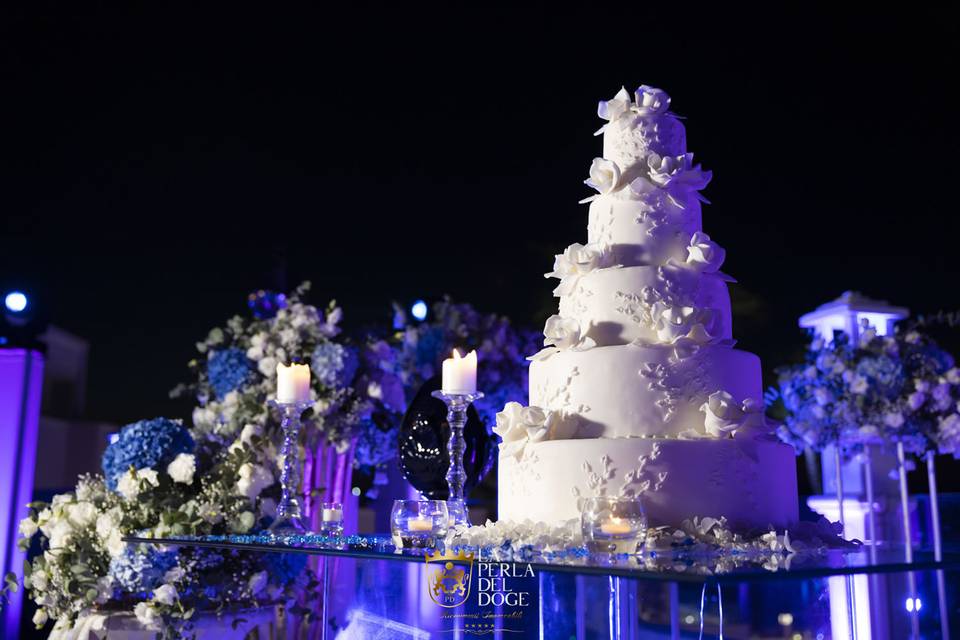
[498,437,798,531]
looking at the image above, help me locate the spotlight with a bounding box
[905,597,922,612]
[411,299,428,321]
[5,291,27,313]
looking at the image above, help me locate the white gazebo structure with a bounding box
[799,291,909,343]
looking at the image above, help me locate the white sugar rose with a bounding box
[647,152,711,191]
[546,243,607,296]
[655,305,718,344]
[520,406,549,442]
[543,315,586,351]
[685,232,726,273]
[153,584,178,606]
[545,410,580,440]
[584,157,621,194]
[701,391,744,438]
[597,86,632,122]
[633,85,671,117]
[166,453,196,485]
[493,402,527,444]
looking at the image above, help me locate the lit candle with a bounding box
[599,517,633,535]
[322,507,343,523]
[276,363,311,403]
[441,349,477,394]
[407,517,434,532]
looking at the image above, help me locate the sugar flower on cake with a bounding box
[528,315,596,361]
[651,304,723,359]
[545,242,610,296]
[700,391,745,438]
[633,85,671,117]
[647,152,712,191]
[596,86,633,124]
[583,157,621,196]
[494,402,579,459]
[684,232,726,274]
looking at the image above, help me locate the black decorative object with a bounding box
[398,376,494,500]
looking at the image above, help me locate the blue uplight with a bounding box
[4,291,27,313]
[411,300,428,321]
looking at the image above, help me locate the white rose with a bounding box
[584,158,621,194]
[166,453,196,485]
[684,232,726,273]
[19,517,38,539]
[134,602,161,629]
[248,570,269,597]
[597,86,632,122]
[31,570,49,591]
[543,315,585,351]
[46,518,74,549]
[236,463,274,501]
[66,501,97,529]
[234,511,256,533]
[152,584,178,606]
[633,85,671,117]
[701,391,744,438]
[116,472,139,500]
[106,529,126,557]
[32,609,48,627]
[655,305,718,345]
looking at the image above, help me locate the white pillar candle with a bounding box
[599,517,633,535]
[322,507,343,523]
[407,517,434,532]
[276,363,311,403]
[441,349,477,394]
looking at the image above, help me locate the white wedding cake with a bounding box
[495,85,798,531]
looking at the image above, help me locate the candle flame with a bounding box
[452,348,462,360]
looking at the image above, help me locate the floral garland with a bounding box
[773,322,960,458]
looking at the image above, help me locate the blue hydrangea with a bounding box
[102,418,194,489]
[207,348,253,399]
[260,552,308,585]
[311,342,358,388]
[108,543,178,595]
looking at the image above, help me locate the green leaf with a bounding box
[4,573,19,593]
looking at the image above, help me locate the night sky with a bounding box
[1,4,957,425]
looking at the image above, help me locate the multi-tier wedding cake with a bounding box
[495,85,798,531]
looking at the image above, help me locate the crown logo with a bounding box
[425,548,475,607]
[425,548,475,563]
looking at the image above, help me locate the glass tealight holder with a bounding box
[445,499,469,530]
[391,499,449,549]
[581,496,647,555]
[319,501,344,537]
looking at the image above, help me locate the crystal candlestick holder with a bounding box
[268,399,313,534]
[581,496,647,554]
[391,499,449,549]
[431,390,483,527]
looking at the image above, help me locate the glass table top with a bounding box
[123,533,960,583]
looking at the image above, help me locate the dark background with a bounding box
[1,4,957,426]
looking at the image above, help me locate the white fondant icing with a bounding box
[529,343,761,438]
[498,437,799,530]
[558,265,732,347]
[586,194,701,267]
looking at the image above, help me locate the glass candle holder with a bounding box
[319,501,344,537]
[391,499,449,549]
[581,496,647,554]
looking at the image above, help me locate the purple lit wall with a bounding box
[0,349,44,638]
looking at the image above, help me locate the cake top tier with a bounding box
[585,86,710,203]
